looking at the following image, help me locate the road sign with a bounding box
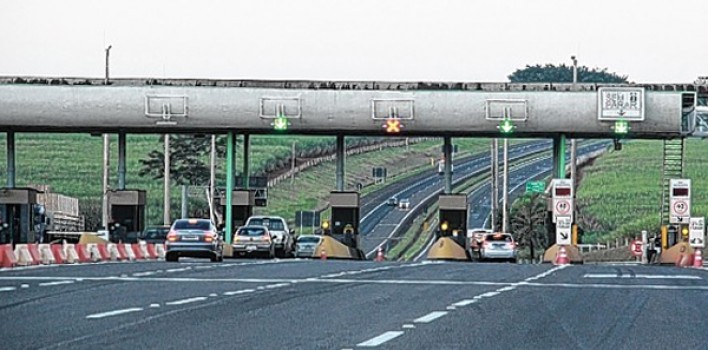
[614,119,629,134]
[555,200,571,215]
[498,118,515,134]
[669,179,691,224]
[598,87,645,121]
[556,216,572,245]
[383,119,402,133]
[525,181,545,193]
[272,116,288,131]
[552,179,574,223]
[689,217,705,248]
[630,239,643,257]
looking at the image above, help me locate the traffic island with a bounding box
[542,244,583,264]
[426,237,469,261]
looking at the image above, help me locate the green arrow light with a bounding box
[614,119,629,134]
[498,118,515,134]
[273,117,288,131]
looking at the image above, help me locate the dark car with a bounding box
[165,219,223,262]
[140,225,170,244]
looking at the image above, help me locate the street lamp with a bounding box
[102,45,112,229]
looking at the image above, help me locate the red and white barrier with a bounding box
[123,244,136,261]
[51,244,66,264]
[14,244,37,266]
[0,244,17,268]
[38,244,56,265]
[144,243,158,259]
[131,244,145,260]
[63,244,80,264]
[74,244,91,263]
[154,244,166,260]
[97,244,110,261]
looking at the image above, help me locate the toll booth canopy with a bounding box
[438,194,468,247]
[330,191,360,249]
[108,189,146,236]
[0,188,39,245]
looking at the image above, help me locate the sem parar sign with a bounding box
[598,87,645,121]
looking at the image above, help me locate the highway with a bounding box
[1,260,707,349]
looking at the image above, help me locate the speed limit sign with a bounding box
[630,240,643,257]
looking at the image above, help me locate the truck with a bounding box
[30,185,86,243]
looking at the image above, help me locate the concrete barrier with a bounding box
[14,244,37,266]
[97,244,110,261]
[38,244,56,264]
[143,243,158,259]
[131,244,145,260]
[1,244,17,268]
[154,244,167,259]
[116,244,130,261]
[426,237,469,261]
[123,244,136,261]
[50,244,66,264]
[63,244,80,264]
[74,244,91,263]
[85,244,102,262]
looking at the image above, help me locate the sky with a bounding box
[2,0,707,83]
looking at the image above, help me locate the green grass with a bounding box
[577,139,708,243]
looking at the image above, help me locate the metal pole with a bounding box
[6,131,15,188]
[641,230,648,264]
[502,139,509,233]
[336,134,345,191]
[570,56,578,205]
[181,185,188,219]
[243,134,250,189]
[553,135,567,179]
[225,132,235,244]
[492,138,499,230]
[443,136,452,194]
[102,134,110,228]
[291,140,296,184]
[163,134,171,225]
[209,134,216,223]
[117,132,126,190]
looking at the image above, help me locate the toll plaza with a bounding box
[0,187,39,245]
[317,192,365,260]
[107,189,146,242]
[428,194,469,261]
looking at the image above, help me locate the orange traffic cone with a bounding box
[693,249,703,268]
[320,249,327,261]
[375,247,385,262]
[554,246,570,265]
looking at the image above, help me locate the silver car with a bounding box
[479,233,517,262]
[232,225,275,259]
[165,219,223,262]
[295,235,322,258]
[244,216,294,258]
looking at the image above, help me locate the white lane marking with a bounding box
[478,291,500,298]
[20,284,29,288]
[165,268,190,273]
[257,286,265,290]
[414,311,448,323]
[194,266,214,270]
[223,289,255,296]
[453,299,477,307]
[132,272,156,277]
[497,286,516,292]
[86,308,143,319]
[39,280,74,287]
[165,297,208,305]
[209,293,218,297]
[357,331,405,347]
[402,324,415,329]
[446,306,456,310]
[584,274,701,280]
[0,286,16,292]
[522,282,708,291]
[149,304,160,308]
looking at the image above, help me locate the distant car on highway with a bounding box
[232,225,275,258]
[165,219,223,262]
[244,216,294,257]
[295,235,322,258]
[140,225,170,244]
[479,232,517,262]
[398,198,411,210]
[387,196,398,206]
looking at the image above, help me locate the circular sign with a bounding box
[673,200,688,215]
[555,200,571,215]
[630,240,643,257]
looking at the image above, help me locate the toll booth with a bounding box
[438,194,468,248]
[107,190,146,241]
[220,190,255,234]
[330,192,360,249]
[0,188,39,245]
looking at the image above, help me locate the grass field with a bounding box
[577,139,708,243]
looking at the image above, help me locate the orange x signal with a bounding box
[383,119,402,133]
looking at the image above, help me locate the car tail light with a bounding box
[263,235,271,242]
[204,232,215,242]
[167,231,177,242]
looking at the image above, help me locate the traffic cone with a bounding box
[554,246,570,265]
[693,249,703,268]
[375,247,385,262]
[320,249,327,261]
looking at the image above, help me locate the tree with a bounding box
[508,64,628,84]
[138,135,229,186]
[510,194,548,261]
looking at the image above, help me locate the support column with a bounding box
[6,131,15,188]
[118,132,127,190]
[103,134,111,228]
[181,185,188,219]
[243,134,250,189]
[553,135,567,179]
[336,134,345,191]
[163,134,171,226]
[491,138,499,230]
[502,139,509,233]
[443,136,452,194]
[225,132,235,244]
[209,135,216,223]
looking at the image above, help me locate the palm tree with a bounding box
[510,193,548,261]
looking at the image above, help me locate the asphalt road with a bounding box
[1,260,707,349]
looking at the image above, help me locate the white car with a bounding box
[244,216,294,258]
[398,199,411,210]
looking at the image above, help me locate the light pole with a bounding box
[102,45,112,229]
[570,55,578,205]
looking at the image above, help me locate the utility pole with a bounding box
[163,134,171,225]
[102,45,112,229]
[502,138,509,233]
[291,140,296,184]
[209,135,216,223]
[491,139,499,231]
[570,56,578,208]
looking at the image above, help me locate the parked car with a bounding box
[398,198,411,210]
[244,216,294,258]
[232,225,275,258]
[140,225,171,244]
[295,235,322,258]
[387,196,398,206]
[479,232,517,262]
[165,219,223,262]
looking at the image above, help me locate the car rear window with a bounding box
[248,218,285,231]
[486,234,512,242]
[297,236,321,243]
[173,220,211,230]
[144,228,169,239]
[237,227,267,237]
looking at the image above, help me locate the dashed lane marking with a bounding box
[0,286,16,292]
[39,281,74,287]
[584,274,701,280]
[452,299,477,307]
[357,331,405,347]
[223,289,255,296]
[414,311,448,324]
[165,297,208,306]
[86,308,143,319]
